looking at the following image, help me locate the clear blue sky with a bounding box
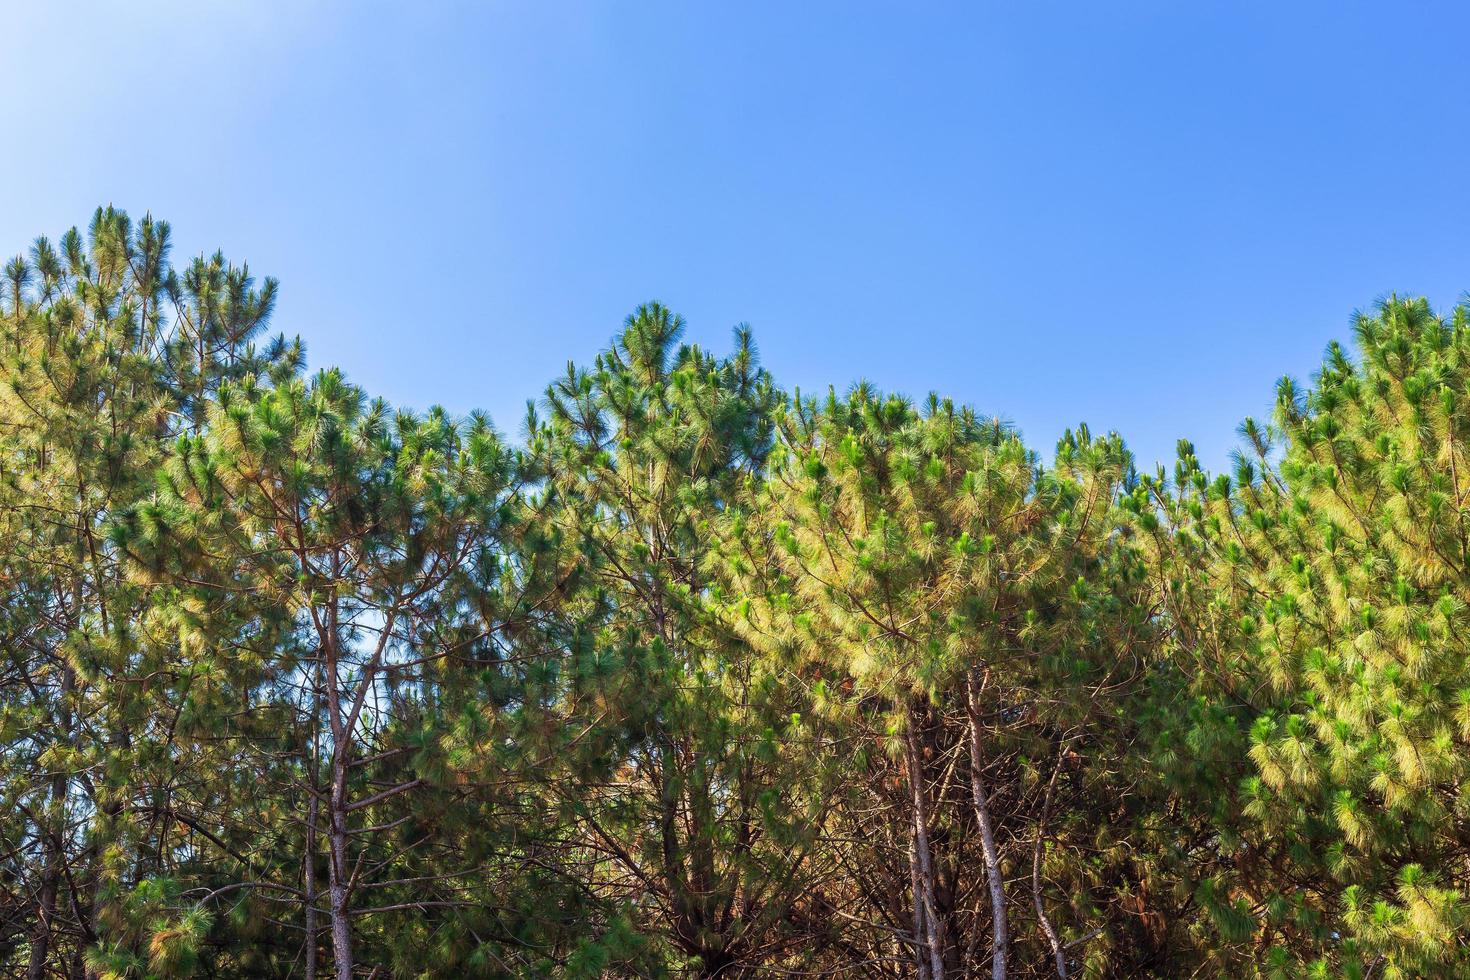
[4,2,1468,471]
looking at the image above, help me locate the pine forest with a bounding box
[7,208,1470,979]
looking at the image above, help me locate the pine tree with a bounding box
[0,208,286,977]
[1138,297,1470,976]
[521,306,846,976]
[125,365,546,976]
[737,386,1173,978]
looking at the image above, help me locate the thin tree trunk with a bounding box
[1031,838,1067,980]
[321,596,354,980]
[698,947,737,978]
[904,710,946,980]
[27,836,61,980]
[327,759,352,980]
[82,828,106,980]
[304,791,320,979]
[965,669,1008,980]
[908,834,931,980]
[1032,751,1068,979]
[28,667,75,980]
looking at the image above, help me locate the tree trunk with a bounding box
[321,604,354,980]
[965,669,1008,980]
[29,667,75,980]
[904,711,946,980]
[304,792,320,979]
[327,748,353,980]
[908,834,931,980]
[323,740,351,975]
[698,947,737,978]
[1032,838,1067,980]
[1032,750,1068,979]
[26,839,60,980]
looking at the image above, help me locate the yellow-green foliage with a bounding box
[11,209,1470,978]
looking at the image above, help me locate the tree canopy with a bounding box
[4,210,1468,978]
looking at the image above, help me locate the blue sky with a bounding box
[4,2,1468,471]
